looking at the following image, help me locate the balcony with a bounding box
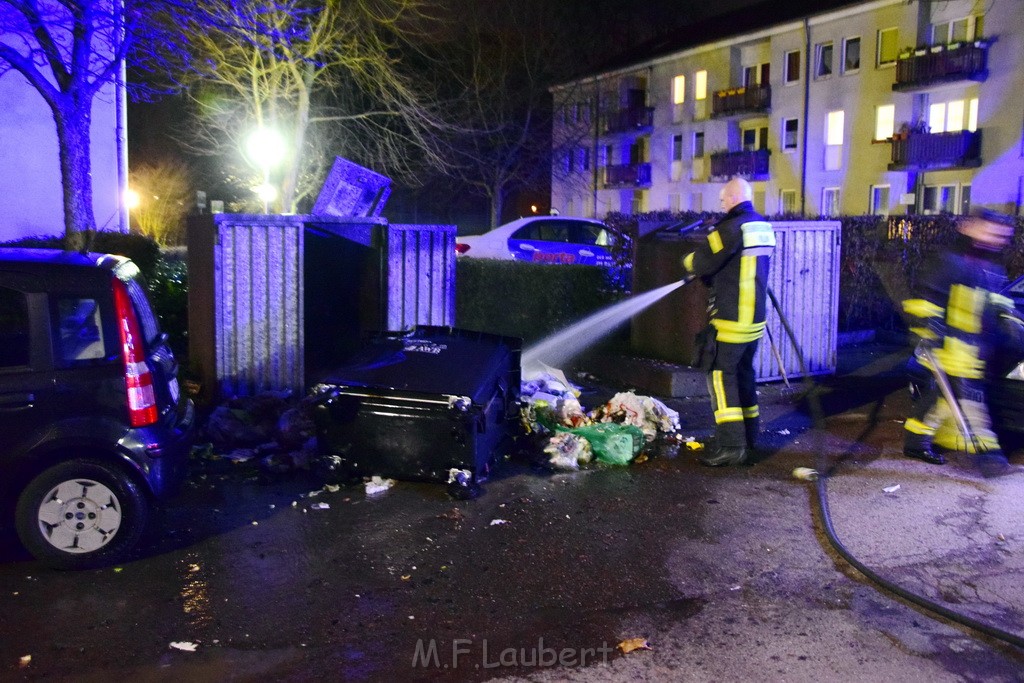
[711,84,771,118]
[892,41,989,92]
[604,106,655,134]
[709,149,771,181]
[888,130,982,170]
[604,163,652,188]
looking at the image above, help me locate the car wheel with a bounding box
[15,460,148,570]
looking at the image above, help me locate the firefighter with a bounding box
[902,208,1017,476]
[682,177,775,467]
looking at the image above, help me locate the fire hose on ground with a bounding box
[765,285,1024,650]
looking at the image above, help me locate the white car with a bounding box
[455,216,616,266]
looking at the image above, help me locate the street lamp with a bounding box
[245,127,286,213]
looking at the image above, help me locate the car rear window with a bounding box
[54,297,108,364]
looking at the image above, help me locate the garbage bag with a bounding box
[560,423,644,465]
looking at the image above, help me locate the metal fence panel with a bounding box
[754,221,841,381]
[387,224,456,330]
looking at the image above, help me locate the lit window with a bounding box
[826,110,844,145]
[784,50,801,84]
[815,42,834,78]
[968,98,978,131]
[842,37,861,73]
[875,104,895,140]
[673,75,686,104]
[929,102,946,133]
[877,27,898,66]
[695,70,707,100]
[946,100,965,132]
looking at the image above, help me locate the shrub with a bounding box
[456,259,624,345]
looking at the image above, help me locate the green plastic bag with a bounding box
[558,423,644,465]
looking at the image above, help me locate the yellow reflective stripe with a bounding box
[714,407,744,424]
[902,298,943,319]
[712,370,727,411]
[683,252,695,272]
[946,284,983,334]
[707,230,723,254]
[934,337,984,378]
[909,326,938,340]
[904,418,935,436]
[712,319,766,343]
[742,406,759,418]
[738,255,756,324]
[740,221,775,248]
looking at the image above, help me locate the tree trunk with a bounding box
[281,70,312,214]
[53,95,97,247]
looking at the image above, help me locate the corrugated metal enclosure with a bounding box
[188,215,305,399]
[188,215,456,401]
[631,219,840,382]
[754,221,841,381]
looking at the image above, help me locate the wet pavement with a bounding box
[3,343,1024,681]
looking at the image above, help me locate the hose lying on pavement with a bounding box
[766,286,1024,650]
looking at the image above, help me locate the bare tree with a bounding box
[171,0,447,214]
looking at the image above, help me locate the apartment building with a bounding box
[550,0,1024,218]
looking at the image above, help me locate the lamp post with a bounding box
[246,127,286,213]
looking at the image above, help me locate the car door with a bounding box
[508,220,579,264]
[0,277,56,467]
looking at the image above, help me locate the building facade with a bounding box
[550,0,1024,219]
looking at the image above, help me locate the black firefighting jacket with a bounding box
[903,240,1012,379]
[682,201,775,344]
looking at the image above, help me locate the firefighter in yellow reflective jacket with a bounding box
[902,208,1017,475]
[682,177,775,467]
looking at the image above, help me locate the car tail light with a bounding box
[112,278,158,427]
[455,243,470,254]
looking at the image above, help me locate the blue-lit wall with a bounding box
[0,44,122,241]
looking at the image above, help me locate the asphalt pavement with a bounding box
[2,342,1024,682]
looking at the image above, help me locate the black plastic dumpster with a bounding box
[312,327,521,484]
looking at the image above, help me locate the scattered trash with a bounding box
[222,448,256,463]
[617,637,652,654]
[792,467,819,482]
[365,476,395,496]
[169,641,198,652]
[310,502,330,510]
[591,393,680,440]
[684,441,704,451]
[544,432,592,470]
[446,469,480,500]
[19,655,30,668]
[778,429,791,435]
[323,484,340,493]
[883,484,901,494]
[490,519,509,526]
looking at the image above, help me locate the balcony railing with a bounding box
[709,149,771,180]
[604,106,655,134]
[604,163,652,188]
[892,41,989,91]
[711,84,771,118]
[888,130,982,170]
